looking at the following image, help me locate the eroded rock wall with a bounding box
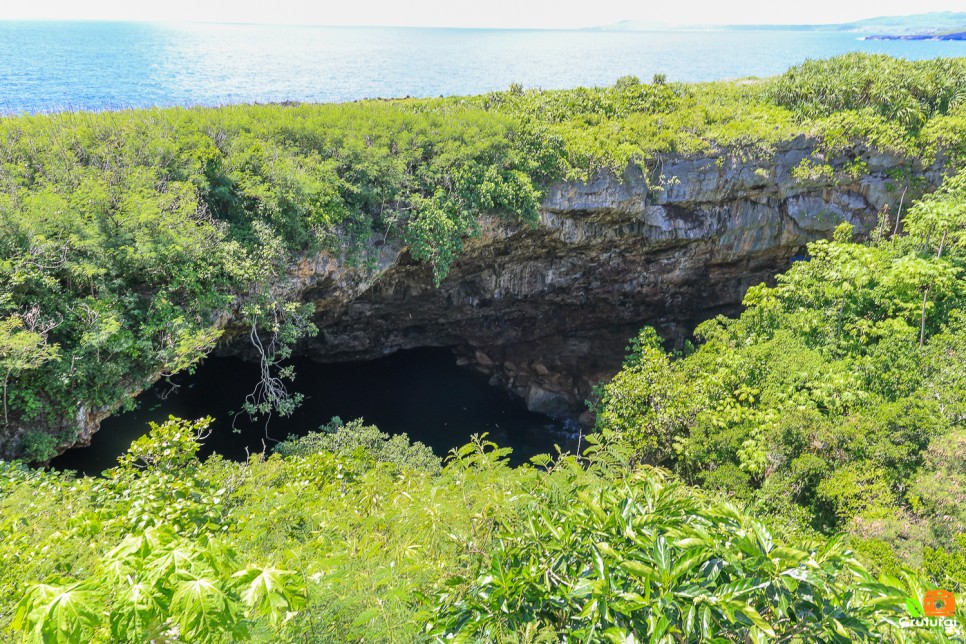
[46,137,937,457]
[284,138,936,418]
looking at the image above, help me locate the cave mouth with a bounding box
[51,348,580,476]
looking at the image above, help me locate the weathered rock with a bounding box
[281,138,941,420]
[49,137,944,455]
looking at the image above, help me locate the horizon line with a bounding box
[2,10,964,31]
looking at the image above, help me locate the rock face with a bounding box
[44,136,938,458]
[275,138,938,420]
[5,131,948,464]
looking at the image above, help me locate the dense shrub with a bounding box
[594,169,966,594]
[431,468,945,642]
[768,54,966,129]
[5,54,965,458]
[4,421,960,642]
[274,417,442,474]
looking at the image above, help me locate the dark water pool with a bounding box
[51,348,579,475]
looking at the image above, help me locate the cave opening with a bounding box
[50,348,580,476]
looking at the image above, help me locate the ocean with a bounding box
[2,21,965,114]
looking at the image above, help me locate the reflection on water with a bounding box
[51,348,580,476]
[2,22,966,114]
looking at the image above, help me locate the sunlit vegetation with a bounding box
[594,167,966,602]
[2,54,966,641]
[0,101,549,459]
[768,53,966,130]
[3,54,966,461]
[2,419,959,642]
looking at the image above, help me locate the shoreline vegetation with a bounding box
[1,53,966,640]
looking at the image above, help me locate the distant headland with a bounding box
[589,11,966,40]
[863,31,966,42]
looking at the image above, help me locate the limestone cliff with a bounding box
[267,137,939,419]
[49,136,940,456]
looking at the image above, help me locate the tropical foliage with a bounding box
[430,468,955,643]
[3,419,961,642]
[768,53,966,130]
[593,167,966,601]
[2,54,966,642]
[3,54,966,459]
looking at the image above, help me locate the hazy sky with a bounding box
[2,0,965,29]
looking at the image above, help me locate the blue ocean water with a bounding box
[1,21,965,114]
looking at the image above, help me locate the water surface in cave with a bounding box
[51,348,578,475]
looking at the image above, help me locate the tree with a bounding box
[905,168,966,254]
[0,314,60,427]
[594,329,695,466]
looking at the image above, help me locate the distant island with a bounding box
[590,11,966,40]
[863,31,966,42]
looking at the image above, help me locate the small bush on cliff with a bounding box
[275,417,442,473]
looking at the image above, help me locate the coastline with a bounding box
[863,31,966,41]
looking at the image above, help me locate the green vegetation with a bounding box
[2,54,966,641]
[2,419,959,642]
[3,53,966,460]
[593,167,966,600]
[0,100,549,457]
[768,54,966,130]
